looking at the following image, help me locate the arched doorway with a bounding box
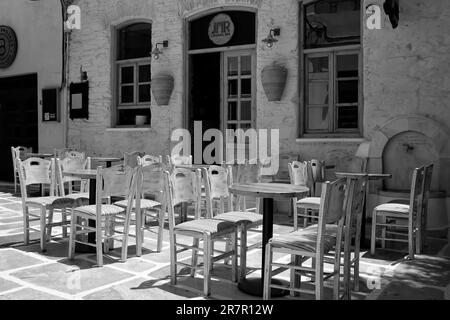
[185,9,257,164]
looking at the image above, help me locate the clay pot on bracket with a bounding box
[151,74,174,106]
[261,64,288,102]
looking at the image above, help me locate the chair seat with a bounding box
[74,204,125,216]
[214,211,262,225]
[270,227,336,253]
[115,199,162,210]
[175,219,236,235]
[375,203,410,216]
[26,196,75,209]
[297,197,321,209]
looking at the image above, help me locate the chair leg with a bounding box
[40,207,47,252]
[333,240,343,300]
[408,216,414,260]
[157,207,164,253]
[263,242,273,300]
[303,209,308,228]
[381,216,386,249]
[314,255,324,300]
[62,208,68,238]
[96,218,103,267]
[14,173,17,194]
[68,211,76,260]
[354,212,363,292]
[23,206,30,245]
[293,201,298,231]
[370,209,377,256]
[239,227,248,281]
[231,231,238,283]
[203,236,211,297]
[190,238,199,277]
[170,233,177,285]
[416,219,423,255]
[121,209,133,262]
[46,208,54,241]
[135,209,142,257]
[290,255,301,297]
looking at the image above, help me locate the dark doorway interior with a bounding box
[0,74,38,181]
[188,52,221,163]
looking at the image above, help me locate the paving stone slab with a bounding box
[0,277,22,293]
[377,281,445,300]
[0,288,64,300]
[10,259,135,295]
[0,249,44,272]
[83,277,198,300]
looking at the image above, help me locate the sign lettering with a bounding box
[208,14,235,46]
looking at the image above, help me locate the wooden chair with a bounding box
[56,151,91,195]
[115,159,166,254]
[17,157,78,251]
[68,165,137,266]
[289,161,320,229]
[167,154,193,170]
[263,178,348,300]
[203,165,263,280]
[11,146,31,194]
[124,151,145,168]
[370,165,433,259]
[164,167,238,297]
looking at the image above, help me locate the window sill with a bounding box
[296,137,366,143]
[106,127,152,132]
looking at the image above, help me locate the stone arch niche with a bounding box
[369,115,450,231]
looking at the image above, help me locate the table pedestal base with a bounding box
[238,278,288,297]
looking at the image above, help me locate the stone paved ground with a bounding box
[1,183,449,300]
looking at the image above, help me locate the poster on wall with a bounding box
[69,82,89,119]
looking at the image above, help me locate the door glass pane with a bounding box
[337,106,358,129]
[307,106,329,130]
[241,79,251,98]
[337,80,358,103]
[121,86,134,103]
[138,84,151,102]
[121,66,134,84]
[240,123,252,131]
[228,102,237,120]
[228,57,238,76]
[241,101,251,121]
[308,82,329,105]
[308,57,329,73]
[139,64,151,83]
[337,54,358,78]
[228,79,238,98]
[241,56,252,75]
[118,23,152,60]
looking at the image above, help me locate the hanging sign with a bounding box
[0,26,18,68]
[208,14,235,46]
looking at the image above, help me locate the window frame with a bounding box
[112,21,152,128]
[299,0,363,138]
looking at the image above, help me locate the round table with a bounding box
[26,153,53,159]
[229,183,309,297]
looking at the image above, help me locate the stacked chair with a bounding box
[11,146,31,194]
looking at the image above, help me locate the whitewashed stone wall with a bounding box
[67,0,450,177]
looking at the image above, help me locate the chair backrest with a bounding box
[288,161,314,191]
[164,168,202,230]
[124,151,144,168]
[54,148,73,160]
[235,160,261,184]
[17,157,56,199]
[139,155,163,166]
[419,164,434,228]
[408,166,425,215]
[139,162,166,195]
[168,154,193,166]
[11,146,29,171]
[310,159,325,182]
[204,165,233,217]
[55,157,90,195]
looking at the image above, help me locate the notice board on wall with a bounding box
[69,82,89,119]
[42,88,60,122]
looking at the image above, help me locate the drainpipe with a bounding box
[60,0,71,148]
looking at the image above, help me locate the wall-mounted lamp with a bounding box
[150,40,169,60]
[262,28,281,48]
[80,66,88,82]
